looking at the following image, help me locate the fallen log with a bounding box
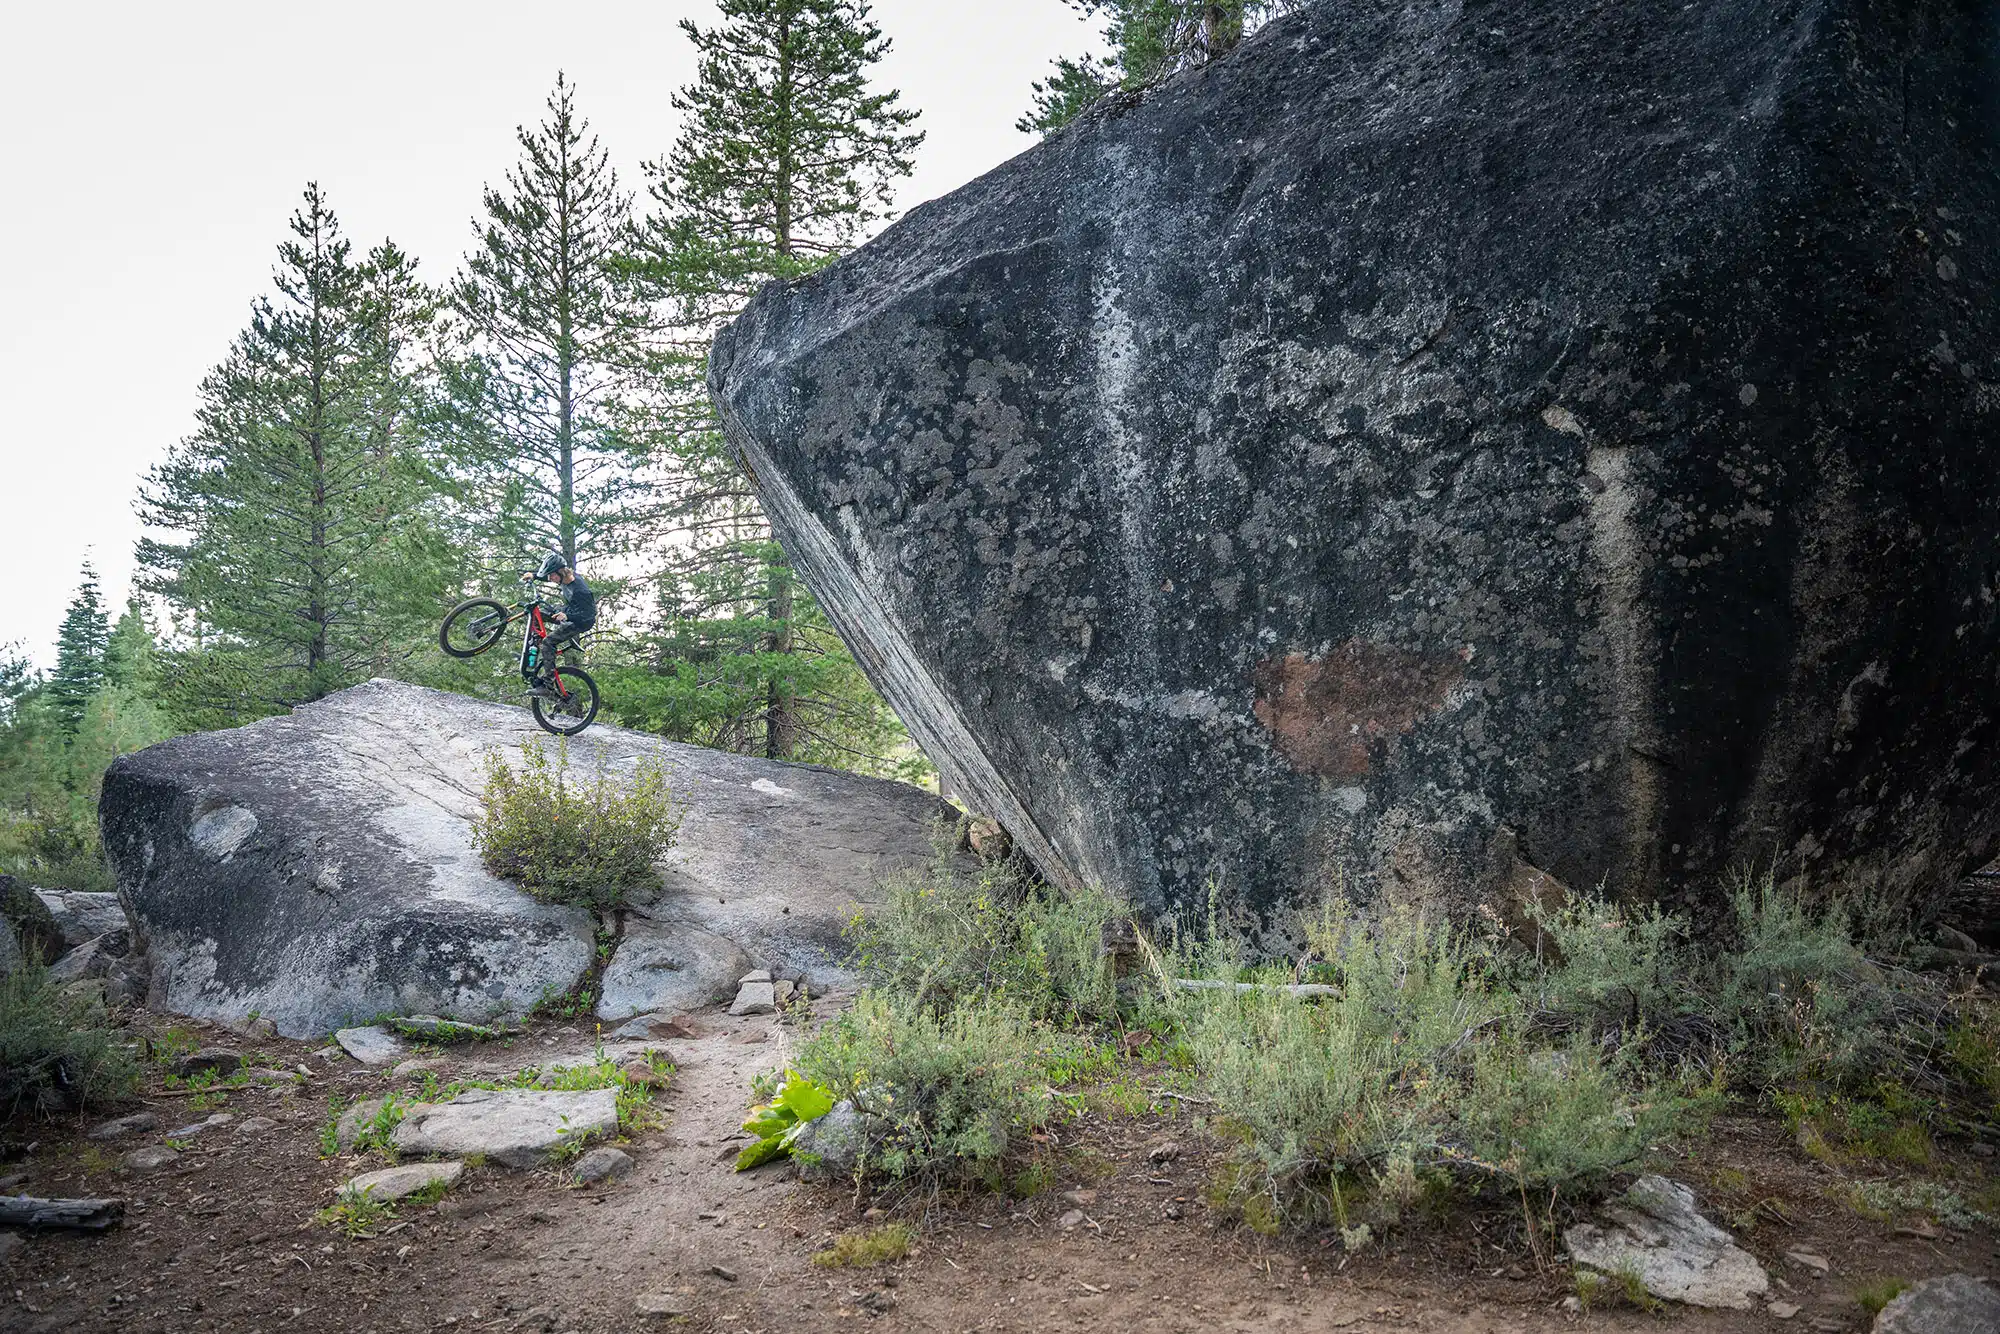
[1171,979,1339,998]
[0,1195,124,1231]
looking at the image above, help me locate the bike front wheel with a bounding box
[532,666,600,736]
[440,598,511,658]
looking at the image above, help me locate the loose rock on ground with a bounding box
[1564,1175,1769,1310]
[390,1088,618,1169]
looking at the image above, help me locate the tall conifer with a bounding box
[47,564,109,735]
[444,75,647,570]
[138,185,438,708]
[632,0,922,762]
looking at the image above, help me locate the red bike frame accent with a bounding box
[520,600,572,701]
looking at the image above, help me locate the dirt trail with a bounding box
[3,1002,1994,1333]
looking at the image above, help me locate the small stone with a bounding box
[87,1111,159,1141]
[1871,1274,2000,1334]
[173,1047,243,1078]
[203,1112,235,1127]
[634,1292,689,1318]
[727,980,777,1017]
[336,1097,391,1151]
[1771,1301,1800,1319]
[619,1059,669,1089]
[1785,1250,1831,1274]
[709,1264,738,1282]
[737,969,771,985]
[1057,1209,1086,1230]
[1148,1141,1181,1164]
[121,1145,180,1173]
[389,1058,447,1080]
[570,1147,635,1185]
[237,1117,277,1133]
[656,1012,703,1039]
[334,1026,407,1066]
[340,1159,463,1203]
[226,1014,278,1040]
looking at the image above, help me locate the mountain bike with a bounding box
[438,578,600,736]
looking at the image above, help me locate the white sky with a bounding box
[0,1,1098,668]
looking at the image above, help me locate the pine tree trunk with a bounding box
[305,225,330,700]
[557,114,578,569]
[764,6,800,760]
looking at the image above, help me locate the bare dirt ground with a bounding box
[3,999,1995,1334]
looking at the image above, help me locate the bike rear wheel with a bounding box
[532,666,600,736]
[440,598,510,658]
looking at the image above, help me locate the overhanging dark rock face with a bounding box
[710,1,2000,925]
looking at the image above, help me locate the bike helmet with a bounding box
[534,551,568,579]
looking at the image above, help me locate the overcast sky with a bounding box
[0,1,1098,668]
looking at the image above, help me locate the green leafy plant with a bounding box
[473,739,683,911]
[316,1192,396,1238]
[735,1070,836,1170]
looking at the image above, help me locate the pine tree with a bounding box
[630,0,922,762]
[1020,1,1296,136]
[104,597,159,693]
[137,184,440,709]
[443,74,648,571]
[47,563,109,734]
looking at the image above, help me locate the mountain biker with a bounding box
[526,551,596,696]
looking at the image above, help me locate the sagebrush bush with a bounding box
[1529,877,1943,1100]
[0,961,137,1117]
[850,828,1122,1025]
[473,740,682,911]
[797,989,1057,1182]
[810,848,1995,1226]
[1177,905,1693,1224]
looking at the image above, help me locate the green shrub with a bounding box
[1457,1035,1690,1190]
[473,740,682,911]
[0,961,137,1117]
[797,990,1057,1182]
[1175,905,1687,1225]
[850,829,1123,1026]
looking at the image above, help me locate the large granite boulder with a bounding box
[100,679,950,1036]
[710,0,2000,926]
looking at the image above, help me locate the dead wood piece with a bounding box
[1171,978,1340,998]
[0,1195,124,1231]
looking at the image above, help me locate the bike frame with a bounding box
[515,598,575,702]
